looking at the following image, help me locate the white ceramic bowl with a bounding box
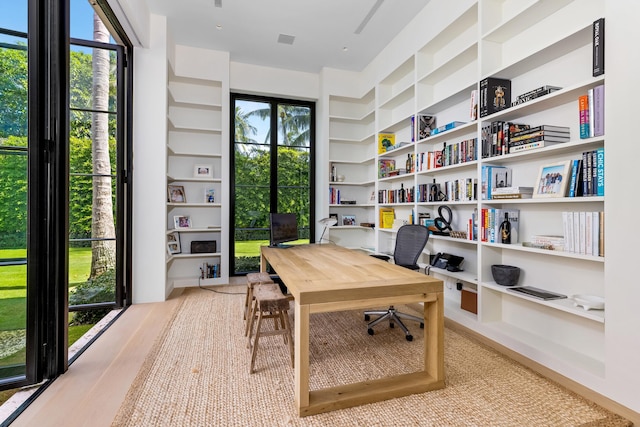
[571,294,605,311]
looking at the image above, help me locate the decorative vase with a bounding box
[491,264,520,286]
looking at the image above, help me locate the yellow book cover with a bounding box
[379,207,395,229]
[378,133,396,154]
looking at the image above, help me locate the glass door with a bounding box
[0,1,29,386]
[230,94,315,274]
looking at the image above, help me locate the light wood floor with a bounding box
[5,284,639,426]
[9,296,181,427]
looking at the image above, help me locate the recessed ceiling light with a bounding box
[214,0,222,7]
[277,34,295,45]
[342,47,348,52]
[216,24,223,30]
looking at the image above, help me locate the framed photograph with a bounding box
[194,164,213,178]
[329,213,338,223]
[204,187,216,203]
[167,185,186,203]
[342,214,356,226]
[173,215,192,229]
[167,242,181,255]
[533,160,571,198]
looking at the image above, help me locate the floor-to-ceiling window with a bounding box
[0,0,132,404]
[230,94,315,274]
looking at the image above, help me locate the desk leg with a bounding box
[424,292,445,382]
[294,300,310,413]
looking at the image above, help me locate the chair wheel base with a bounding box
[367,328,374,336]
[406,335,413,342]
[364,314,370,321]
[390,322,394,328]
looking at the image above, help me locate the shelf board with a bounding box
[416,200,477,207]
[481,242,605,262]
[378,173,414,183]
[329,157,375,165]
[415,120,477,144]
[330,225,374,231]
[166,227,221,234]
[379,142,415,157]
[482,282,604,323]
[427,266,478,284]
[329,180,375,187]
[167,146,222,158]
[428,235,478,246]
[482,196,604,205]
[167,202,222,208]
[167,175,222,183]
[168,117,221,134]
[482,137,604,164]
[415,160,478,176]
[329,203,375,208]
[167,252,222,263]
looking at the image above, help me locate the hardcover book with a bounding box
[593,18,605,76]
[596,147,604,196]
[593,84,605,137]
[479,77,511,117]
[378,133,396,153]
[579,95,590,139]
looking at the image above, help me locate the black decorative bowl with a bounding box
[491,264,521,286]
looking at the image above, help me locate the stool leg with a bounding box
[243,284,252,321]
[246,298,257,342]
[250,310,264,373]
[283,309,294,368]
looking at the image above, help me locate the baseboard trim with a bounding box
[444,318,638,426]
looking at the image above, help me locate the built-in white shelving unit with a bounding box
[325,0,607,387]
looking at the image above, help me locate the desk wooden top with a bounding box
[261,244,443,306]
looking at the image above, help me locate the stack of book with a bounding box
[491,186,534,199]
[523,235,565,251]
[511,85,562,106]
[508,125,570,153]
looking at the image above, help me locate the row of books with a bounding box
[481,165,512,200]
[479,208,520,244]
[329,187,343,204]
[201,262,221,279]
[579,84,604,139]
[562,211,604,256]
[378,186,413,204]
[481,122,570,158]
[415,138,478,171]
[568,148,605,197]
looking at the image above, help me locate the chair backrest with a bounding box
[393,224,430,269]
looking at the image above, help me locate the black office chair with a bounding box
[364,224,430,341]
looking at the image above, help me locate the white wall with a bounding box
[131,13,169,303]
[229,62,319,100]
[106,0,150,47]
[602,1,640,413]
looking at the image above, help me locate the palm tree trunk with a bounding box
[89,13,115,278]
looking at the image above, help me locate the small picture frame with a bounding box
[194,164,213,178]
[167,231,181,255]
[342,214,356,226]
[168,185,186,203]
[329,213,338,223]
[204,188,216,203]
[174,215,192,229]
[533,160,571,198]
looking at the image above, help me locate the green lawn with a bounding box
[234,239,309,257]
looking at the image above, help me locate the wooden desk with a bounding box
[260,244,445,416]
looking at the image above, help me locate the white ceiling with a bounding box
[144,0,431,73]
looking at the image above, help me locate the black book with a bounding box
[511,88,562,106]
[593,18,605,77]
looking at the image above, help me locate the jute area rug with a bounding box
[112,286,630,427]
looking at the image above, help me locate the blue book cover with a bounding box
[596,147,605,196]
[569,159,580,197]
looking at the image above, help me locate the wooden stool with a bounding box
[247,285,294,374]
[244,272,274,322]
